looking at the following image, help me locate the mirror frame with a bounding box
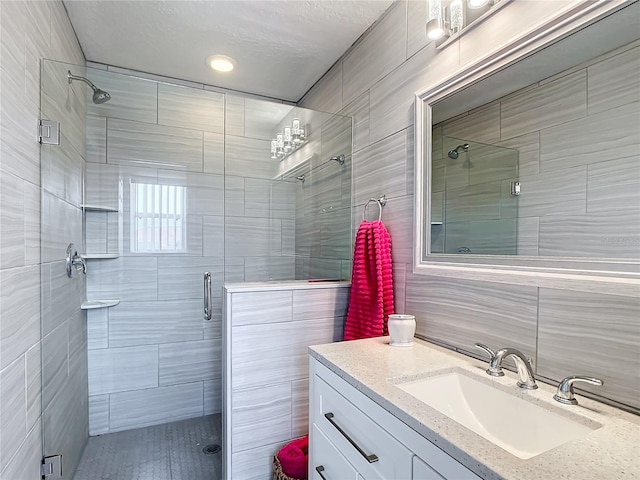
[414,0,640,296]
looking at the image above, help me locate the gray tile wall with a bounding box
[0,1,87,478]
[84,70,351,434]
[300,1,640,411]
[225,285,348,479]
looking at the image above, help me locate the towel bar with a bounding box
[363,195,387,222]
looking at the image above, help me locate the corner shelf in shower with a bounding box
[83,205,118,212]
[83,253,120,259]
[81,299,120,310]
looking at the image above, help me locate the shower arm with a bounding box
[67,71,99,93]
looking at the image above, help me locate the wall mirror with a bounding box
[414,1,640,293]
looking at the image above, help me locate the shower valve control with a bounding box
[510,181,521,196]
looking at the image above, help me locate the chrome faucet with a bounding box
[475,344,537,390]
[553,376,603,405]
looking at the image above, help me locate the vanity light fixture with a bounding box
[270,118,307,160]
[427,0,508,46]
[468,0,490,9]
[206,54,236,73]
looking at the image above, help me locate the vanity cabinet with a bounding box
[309,358,481,480]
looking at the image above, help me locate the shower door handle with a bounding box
[203,272,212,321]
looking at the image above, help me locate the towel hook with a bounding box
[362,195,387,222]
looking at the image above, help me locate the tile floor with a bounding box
[73,414,222,480]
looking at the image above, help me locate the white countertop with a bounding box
[309,337,640,480]
[224,279,350,292]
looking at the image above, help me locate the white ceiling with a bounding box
[63,0,393,102]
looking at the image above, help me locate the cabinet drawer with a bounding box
[315,375,413,480]
[311,423,358,480]
[413,456,445,480]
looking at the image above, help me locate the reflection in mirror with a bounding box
[418,2,640,271]
[431,135,518,255]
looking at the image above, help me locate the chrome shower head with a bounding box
[448,143,469,159]
[67,71,111,104]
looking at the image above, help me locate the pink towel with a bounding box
[344,220,394,340]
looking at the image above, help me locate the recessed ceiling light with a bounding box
[206,54,236,73]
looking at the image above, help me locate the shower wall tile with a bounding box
[41,132,84,207]
[230,291,292,326]
[587,157,640,213]
[86,257,158,302]
[87,114,107,163]
[305,258,344,280]
[500,70,587,140]
[158,256,224,301]
[537,289,640,410]
[244,179,296,220]
[445,181,502,223]
[497,131,540,177]
[225,217,282,257]
[231,382,292,452]
[291,378,310,438]
[44,260,84,335]
[159,338,221,386]
[282,219,296,256]
[157,170,224,216]
[300,61,343,114]
[41,191,83,263]
[0,421,41,480]
[87,69,158,124]
[406,274,538,359]
[41,60,87,161]
[538,212,640,259]
[224,176,245,217]
[158,83,224,133]
[23,179,40,265]
[108,300,204,347]
[204,132,225,174]
[109,382,204,432]
[88,395,110,435]
[341,1,407,105]
[321,114,352,163]
[406,0,428,58]
[26,343,42,431]
[588,45,640,115]
[512,167,586,218]
[204,379,222,415]
[393,263,407,314]
[443,103,501,145]
[231,318,342,390]
[42,322,69,411]
[339,90,370,153]
[369,44,459,145]
[0,357,27,472]
[203,215,225,256]
[84,162,121,210]
[86,309,109,352]
[0,171,25,269]
[226,95,245,136]
[85,211,108,254]
[445,219,517,255]
[88,345,158,395]
[224,134,275,179]
[244,99,293,140]
[292,288,349,321]
[107,118,204,172]
[353,128,411,205]
[0,265,40,369]
[244,257,296,282]
[539,102,640,172]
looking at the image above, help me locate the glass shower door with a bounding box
[40,59,89,479]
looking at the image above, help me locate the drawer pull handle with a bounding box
[315,466,328,480]
[324,412,379,463]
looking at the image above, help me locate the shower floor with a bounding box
[73,414,222,480]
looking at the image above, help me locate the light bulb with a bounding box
[450,0,464,33]
[284,126,292,147]
[468,0,489,9]
[270,140,277,159]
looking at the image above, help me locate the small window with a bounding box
[130,183,187,253]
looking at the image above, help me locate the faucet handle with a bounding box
[553,375,604,405]
[474,343,496,361]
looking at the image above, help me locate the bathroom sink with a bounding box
[396,370,599,459]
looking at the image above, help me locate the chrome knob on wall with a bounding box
[66,243,86,278]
